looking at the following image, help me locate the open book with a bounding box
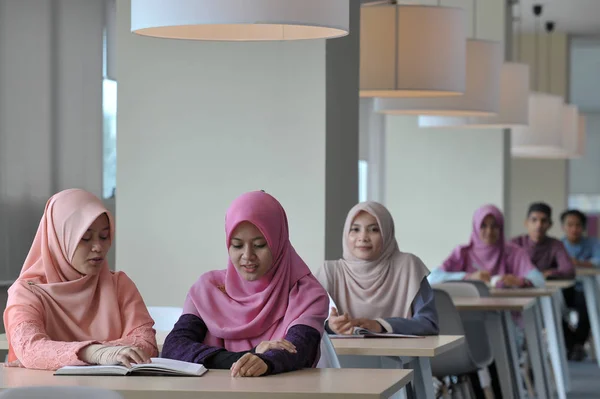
[331,327,425,338]
[54,358,208,377]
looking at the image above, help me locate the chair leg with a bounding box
[465,375,479,399]
[520,366,535,398]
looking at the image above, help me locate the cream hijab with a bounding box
[315,202,429,319]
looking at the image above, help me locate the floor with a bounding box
[567,359,600,399]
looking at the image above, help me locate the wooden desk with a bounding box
[576,267,600,277]
[452,296,551,399]
[331,335,463,399]
[0,367,412,399]
[489,288,556,297]
[331,335,464,358]
[451,297,535,311]
[545,280,576,290]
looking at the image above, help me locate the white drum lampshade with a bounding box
[511,93,565,158]
[374,39,502,116]
[561,106,586,158]
[418,63,529,128]
[360,5,466,98]
[576,114,587,158]
[131,0,349,41]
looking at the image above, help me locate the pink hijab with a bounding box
[4,189,154,362]
[441,204,536,277]
[183,191,329,352]
[315,201,430,319]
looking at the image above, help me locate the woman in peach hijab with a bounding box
[3,189,157,370]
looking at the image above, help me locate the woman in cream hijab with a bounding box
[315,201,438,336]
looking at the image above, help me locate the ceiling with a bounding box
[516,0,600,36]
[361,0,600,36]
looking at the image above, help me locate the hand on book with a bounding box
[353,319,383,333]
[465,270,491,283]
[79,344,151,368]
[328,307,355,335]
[498,274,522,288]
[255,339,297,354]
[543,270,555,278]
[230,353,268,377]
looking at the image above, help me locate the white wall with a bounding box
[569,39,600,197]
[385,117,506,268]
[116,0,330,306]
[570,114,600,195]
[510,159,568,237]
[570,38,600,113]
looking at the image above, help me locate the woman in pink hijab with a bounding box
[3,189,158,371]
[161,191,329,377]
[428,204,545,288]
[315,201,438,336]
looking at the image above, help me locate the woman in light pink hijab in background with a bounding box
[3,189,157,371]
[428,204,545,288]
[315,201,438,336]
[162,191,328,378]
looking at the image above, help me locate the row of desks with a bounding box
[0,271,596,398]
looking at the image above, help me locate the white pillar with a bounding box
[0,0,104,280]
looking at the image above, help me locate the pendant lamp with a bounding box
[131,0,349,41]
[360,4,466,98]
[374,39,502,116]
[561,106,585,158]
[511,15,573,158]
[374,0,501,116]
[418,6,530,128]
[417,62,529,127]
[575,114,587,158]
[511,93,566,158]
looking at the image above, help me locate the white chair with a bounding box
[433,282,494,370]
[317,333,341,368]
[430,287,494,398]
[147,306,182,332]
[0,387,123,399]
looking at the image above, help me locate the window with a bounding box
[102,27,117,199]
[359,160,368,203]
[102,79,117,199]
[568,194,600,213]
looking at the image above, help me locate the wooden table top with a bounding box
[331,335,464,357]
[576,267,600,276]
[490,288,557,298]
[451,297,536,312]
[0,367,413,399]
[545,280,576,290]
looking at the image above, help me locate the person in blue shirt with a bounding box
[560,209,600,360]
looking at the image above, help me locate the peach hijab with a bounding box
[3,189,154,362]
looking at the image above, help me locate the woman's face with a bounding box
[229,222,273,281]
[347,211,383,261]
[71,214,111,276]
[479,214,500,245]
